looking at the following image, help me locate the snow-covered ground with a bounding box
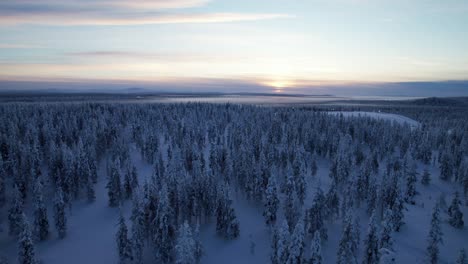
[328,111,420,128]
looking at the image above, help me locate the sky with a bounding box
[0,0,467,95]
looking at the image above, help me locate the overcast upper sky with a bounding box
[0,0,467,94]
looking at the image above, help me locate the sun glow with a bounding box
[264,79,294,93]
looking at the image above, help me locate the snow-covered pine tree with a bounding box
[18,214,37,264]
[130,166,139,190]
[305,189,327,241]
[379,208,394,251]
[107,165,122,207]
[123,168,133,200]
[352,216,361,255]
[286,221,305,264]
[336,212,359,264]
[8,187,24,237]
[277,220,291,264]
[216,184,240,239]
[325,183,340,221]
[130,194,145,264]
[175,221,196,264]
[263,175,279,227]
[362,212,379,264]
[194,223,203,264]
[457,249,467,264]
[53,187,67,239]
[421,168,431,186]
[86,173,96,203]
[448,192,464,228]
[293,159,307,205]
[0,156,5,207]
[439,151,453,181]
[366,178,378,216]
[390,189,405,232]
[130,193,147,264]
[225,201,240,239]
[311,157,318,177]
[32,178,49,241]
[271,227,280,264]
[153,184,176,263]
[284,172,300,231]
[426,202,443,264]
[404,164,418,205]
[116,212,133,264]
[309,230,322,264]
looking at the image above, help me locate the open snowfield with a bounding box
[327,111,420,129]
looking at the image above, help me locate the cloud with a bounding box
[0,0,211,12]
[0,0,292,25]
[0,43,42,49]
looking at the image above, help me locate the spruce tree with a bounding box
[390,189,405,232]
[404,165,418,205]
[379,208,394,251]
[175,221,196,264]
[336,212,358,264]
[448,192,464,229]
[0,156,5,207]
[305,190,327,241]
[277,220,291,264]
[362,212,379,264]
[439,152,453,181]
[123,169,133,200]
[107,165,122,207]
[32,178,49,241]
[130,166,139,190]
[263,175,279,227]
[309,231,322,264]
[311,157,318,177]
[53,187,67,239]
[116,212,133,264]
[216,185,240,239]
[426,203,443,264]
[86,174,96,203]
[8,187,24,237]
[17,214,37,264]
[153,184,175,263]
[271,227,280,264]
[284,173,300,231]
[294,161,307,205]
[421,168,431,186]
[286,221,305,264]
[130,197,145,264]
[325,183,340,221]
[225,202,240,239]
[194,223,203,264]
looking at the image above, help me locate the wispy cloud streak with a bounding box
[0,0,291,25]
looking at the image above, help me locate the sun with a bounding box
[270,80,288,88]
[264,80,292,93]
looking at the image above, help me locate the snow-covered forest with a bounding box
[0,100,467,264]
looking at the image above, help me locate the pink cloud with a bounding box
[0,0,292,25]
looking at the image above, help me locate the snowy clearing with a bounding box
[327,111,420,128]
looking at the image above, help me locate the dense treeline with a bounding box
[0,102,466,264]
